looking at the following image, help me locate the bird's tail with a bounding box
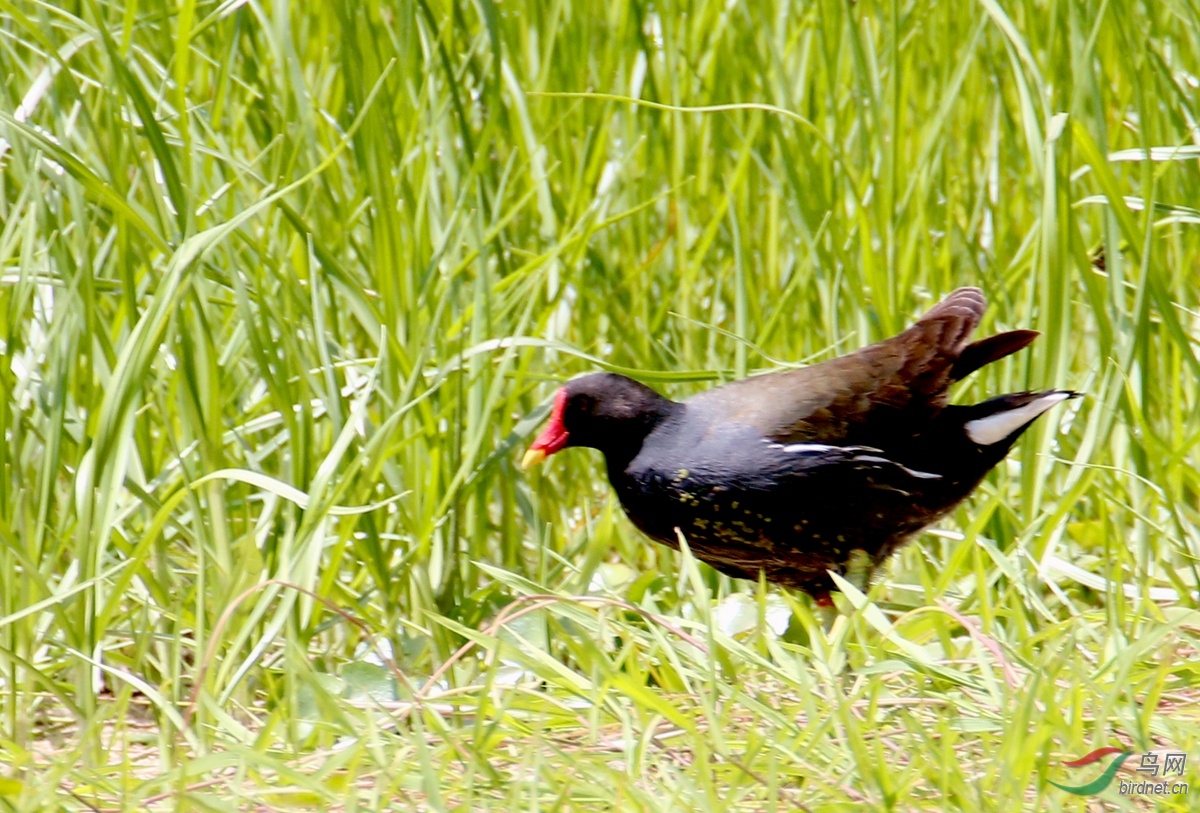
[950,329,1041,381]
[960,390,1079,447]
[907,287,1041,382]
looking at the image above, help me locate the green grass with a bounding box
[1,0,1198,809]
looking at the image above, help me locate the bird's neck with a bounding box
[599,399,682,474]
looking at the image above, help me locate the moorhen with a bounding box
[522,288,1076,601]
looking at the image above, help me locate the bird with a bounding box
[521,288,1076,603]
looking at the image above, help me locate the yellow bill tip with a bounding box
[521,448,547,470]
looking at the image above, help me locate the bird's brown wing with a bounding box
[688,288,1008,445]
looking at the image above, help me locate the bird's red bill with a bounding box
[522,388,569,468]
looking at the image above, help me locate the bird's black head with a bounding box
[523,373,678,469]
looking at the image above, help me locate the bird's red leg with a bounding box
[814,592,839,631]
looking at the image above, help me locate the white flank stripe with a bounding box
[965,392,1071,446]
[854,454,941,479]
[779,442,838,454]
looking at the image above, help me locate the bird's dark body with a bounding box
[526,288,1075,598]
[608,402,1013,595]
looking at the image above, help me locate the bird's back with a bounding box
[683,288,1035,447]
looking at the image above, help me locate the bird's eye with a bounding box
[572,395,596,415]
